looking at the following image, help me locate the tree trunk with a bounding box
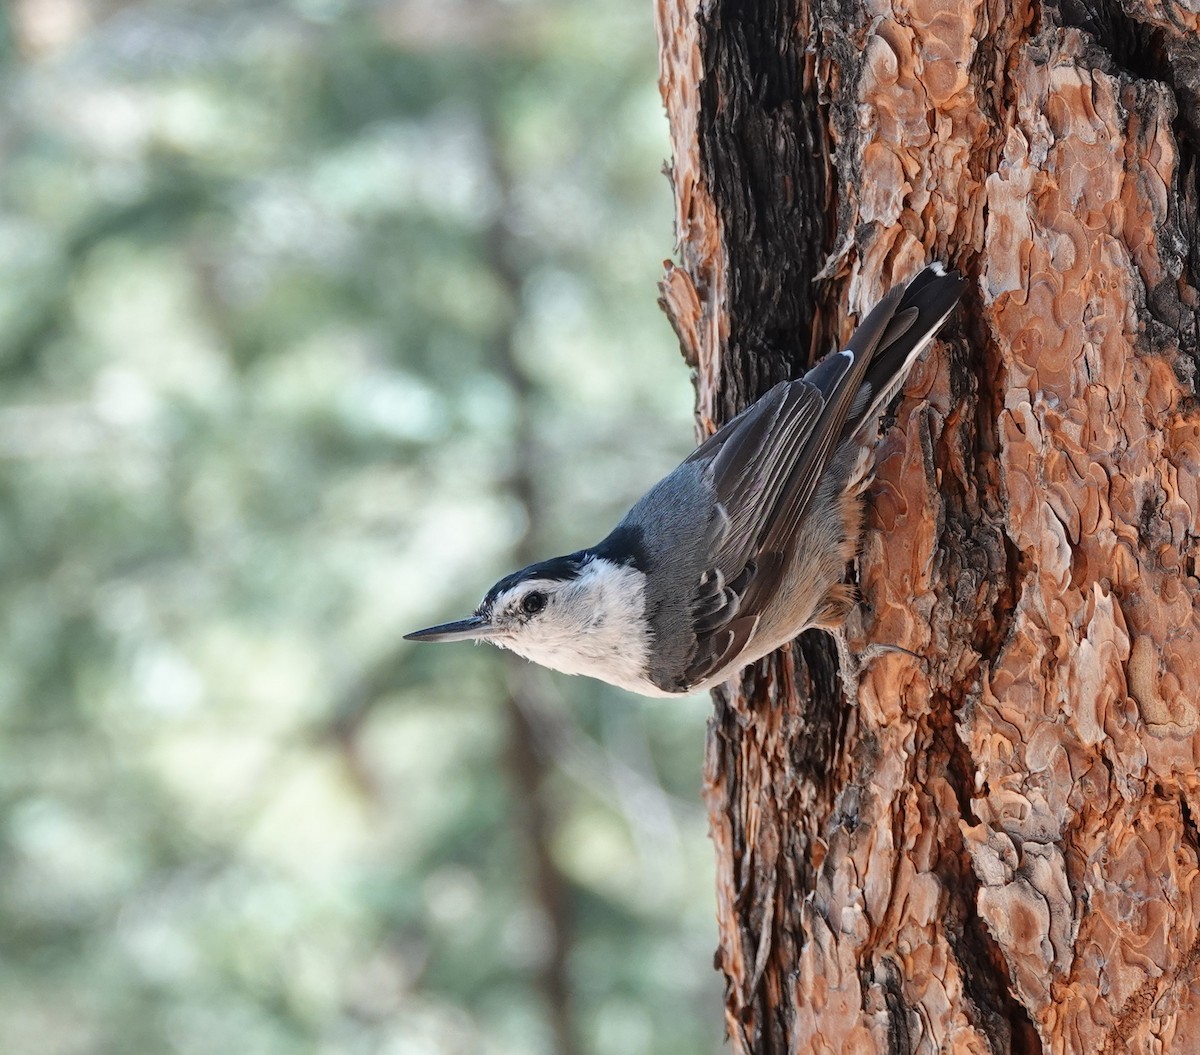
[655,0,1200,1051]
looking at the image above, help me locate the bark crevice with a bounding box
[937,689,1043,1055]
[696,0,835,415]
[876,958,916,1055]
[1051,0,1200,392]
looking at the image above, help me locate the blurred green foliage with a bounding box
[0,1,719,1053]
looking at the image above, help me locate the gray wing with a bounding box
[675,380,827,687]
[676,281,932,689]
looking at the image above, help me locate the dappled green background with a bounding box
[0,1,720,1053]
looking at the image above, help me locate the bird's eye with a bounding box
[522,591,547,616]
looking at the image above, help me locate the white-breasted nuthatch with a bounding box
[406,264,966,696]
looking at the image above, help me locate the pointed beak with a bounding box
[403,614,500,644]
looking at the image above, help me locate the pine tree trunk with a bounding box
[655,0,1200,1051]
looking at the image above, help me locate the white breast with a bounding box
[501,559,674,696]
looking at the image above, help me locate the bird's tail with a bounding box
[846,262,967,434]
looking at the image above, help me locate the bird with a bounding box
[405,263,966,696]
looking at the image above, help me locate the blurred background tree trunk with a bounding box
[656,0,1200,1051]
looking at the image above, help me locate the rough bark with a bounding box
[655,0,1200,1051]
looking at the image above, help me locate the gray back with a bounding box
[617,461,717,683]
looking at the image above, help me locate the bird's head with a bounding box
[404,552,652,687]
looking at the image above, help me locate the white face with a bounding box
[484,559,653,693]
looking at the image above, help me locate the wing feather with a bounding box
[681,614,759,689]
[671,265,965,690]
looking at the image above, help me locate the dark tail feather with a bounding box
[749,264,964,560]
[849,263,967,432]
